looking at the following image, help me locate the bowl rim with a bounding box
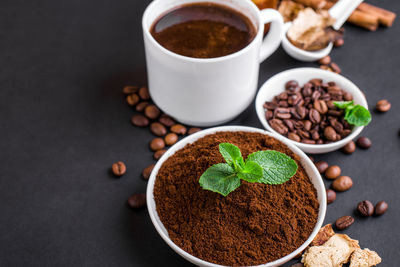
[255,67,368,152]
[146,125,327,267]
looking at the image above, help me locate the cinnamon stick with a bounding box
[357,3,396,27]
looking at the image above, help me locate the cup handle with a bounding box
[259,9,284,63]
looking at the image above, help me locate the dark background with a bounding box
[1,0,399,266]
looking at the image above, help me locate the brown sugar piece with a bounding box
[302,234,360,267]
[311,224,335,246]
[154,131,319,266]
[350,248,381,267]
[278,0,305,22]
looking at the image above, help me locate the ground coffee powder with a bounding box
[154,131,319,266]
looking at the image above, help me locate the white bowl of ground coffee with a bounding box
[146,126,326,267]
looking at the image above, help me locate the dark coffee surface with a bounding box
[150,3,256,58]
[0,0,399,266]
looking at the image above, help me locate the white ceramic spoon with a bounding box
[281,0,364,62]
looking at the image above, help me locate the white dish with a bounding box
[255,67,368,154]
[147,125,327,267]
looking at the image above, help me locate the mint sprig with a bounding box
[334,101,371,126]
[199,143,298,196]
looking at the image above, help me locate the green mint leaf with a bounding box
[219,143,243,170]
[247,150,298,185]
[199,163,241,196]
[344,105,371,126]
[334,101,354,109]
[238,161,263,182]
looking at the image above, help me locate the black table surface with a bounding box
[1,0,399,266]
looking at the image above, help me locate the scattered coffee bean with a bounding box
[357,200,374,217]
[375,99,391,112]
[159,114,176,127]
[315,161,329,174]
[126,94,140,106]
[342,141,356,154]
[334,38,344,47]
[144,105,161,120]
[112,161,126,177]
[335,215,354,230]
[320,65,333,72]
[330,62,341,74]
[356,136,371,149]
[375,201,388,216]
[326,189,336,204]
[142,164,155,180]
[188,127,202,135]
[150,122,167,136]
[153,149,167,160]
[135,101,149,112]
[171,124,187,135]
[165,133,178,146]
[127,193,146,209]
[122,85,139,94]
[150,138,165,151]
[308,155,315,163]
[332,176,353,192]
[131,114,149,127]
[138,86,150,100]
[325,165,341,179]
[318,56,331,65]
[264,79,354,144]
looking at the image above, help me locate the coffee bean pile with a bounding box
[264,79,353,144]
[121,85,202,208]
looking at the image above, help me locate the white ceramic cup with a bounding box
[142,0,284,126]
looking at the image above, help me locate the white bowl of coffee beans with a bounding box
[255,68,368,154]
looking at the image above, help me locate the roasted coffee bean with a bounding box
[126,94,140,106]
[357,200,374,216]
[302,138,316,144]
[320,65,333,72]
[318,56,331,65]
[142,164,155,180]
[283,119,294,131]
[170,124,187,135]
[335,215,354,230]
[265,110,274,120]
[302,83,313,96]
[326,189,336,204]
[165,133,178,146]
[342,141,356,154]
[315,161,329,174]
[327,110,343,117]
[123,85,139,94]
[311,131,320,140]
[112,161,126,177]
[298,129,310,139]
[330,119,344,134]
[278,100,289,107]
[334,38,344,47]
[263,101,276,110]
[188,127,202,135]
[325,165,341,179]
[131,114,149,127]
[343,91,353,101]
[276,112,291,119]
[288,132,301,142]
[278,92,288,100]
[314,100,328,114]
[159,114,176,127]
[144,105,161,120]
[375,99,391,112]
[154,149,167,160]
[269,119,288,135]
[375,201,388,215]
[135,101,149,112]
[138,86,150,100]
[308,155,315,162]
[293,120,304,129]
[285,80,299,90]
[150,122,167,136]
[309,78,322,86]
[303,120,312,131]
[150,138,165,151]
[332,176,353,191]
[309,109,321,123]
[127,193,146,209]
[356,136,371,149]
[330,62,341,74]
[324,126,337,141]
